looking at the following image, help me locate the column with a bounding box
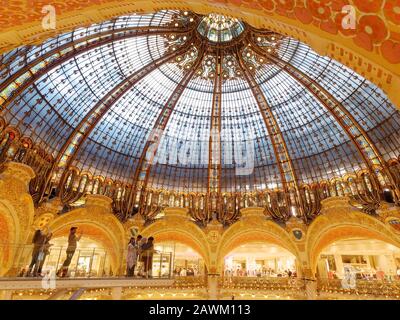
[207,275,219,300]
[0,161,35,277]
[246,257,255,276]
[377,255,397,277]
[305,280,317,300]
[334,254,344,279]
[302,267,317,300]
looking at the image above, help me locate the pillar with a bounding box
[302,267,317,300]
[376,254,397,276]
[334,254,344,279]
[0,161,35,277]
[305,280,317,300]
[207,275,219,300]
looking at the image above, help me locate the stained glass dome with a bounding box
[1,10,400,222]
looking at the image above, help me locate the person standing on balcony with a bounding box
[126,237,138,277]
[26,229,45,277]
[137,237,147,277]
[35,232,53,277]
[141,236,155,278]
[57,227,82,277]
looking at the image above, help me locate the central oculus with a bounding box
[197,13,245,43]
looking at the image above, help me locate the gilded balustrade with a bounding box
[318,278,400,299]
[1,123,400,224]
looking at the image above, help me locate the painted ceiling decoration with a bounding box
[0,9,400,227]
[0,2,398,79]
[0,0,398,59]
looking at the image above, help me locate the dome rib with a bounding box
[236,49,298,221]
[207,48,223,223]
[128,43,207,220]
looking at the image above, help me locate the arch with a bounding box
[0,1,398,107]
[217,212,301,273]
[48,208,126,272]
[141,209,211,269]
[306,198,400,275]
[141,226,211,270]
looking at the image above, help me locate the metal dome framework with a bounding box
[1,10,400,225]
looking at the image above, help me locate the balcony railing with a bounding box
[317,278,400,299]
[0,243,173,279]
[220,276,304,290]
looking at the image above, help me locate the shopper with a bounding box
[141,236,155,278]
[137,237,147,277]
[126,237,138,277]
[57,227,82,277]
[26,229,46,277]
[35,232,53,276]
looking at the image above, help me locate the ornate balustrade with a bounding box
[318,278,400,299]
[1,123,400,224]
[220,276,304,291]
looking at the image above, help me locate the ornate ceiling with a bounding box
[1,9,400,223]
[0,1,399,108]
